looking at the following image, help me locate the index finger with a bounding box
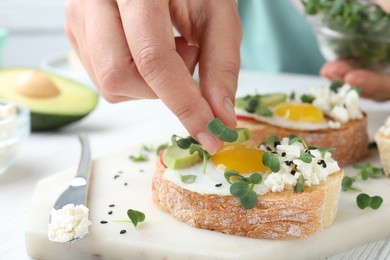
[117,0,222,154]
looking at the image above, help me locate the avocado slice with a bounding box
[0,68,99,131]
[236,93,287,113]
[163,144,202,170]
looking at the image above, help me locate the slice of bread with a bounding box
[237,115,368,166]
[152,159,344,239]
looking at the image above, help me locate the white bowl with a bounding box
[0,99,30,174]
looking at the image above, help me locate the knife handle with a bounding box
[75,134,91,180]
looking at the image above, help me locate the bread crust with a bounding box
[237,115,368,166]
[152,159,344,239]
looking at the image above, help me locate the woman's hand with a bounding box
[321,61,390,102]
[65,0,242,154]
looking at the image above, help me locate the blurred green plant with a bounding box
[302,0,390,70]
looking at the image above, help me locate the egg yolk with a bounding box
[211,144,269,174]
[275,102,324,123]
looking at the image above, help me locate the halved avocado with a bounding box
[0,68,99,131]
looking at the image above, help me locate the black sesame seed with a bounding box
[100,221,108,224]
[124,183,128,186]
[274,141,281,148]
[215,183,222,187]
[281,152,286,157]
[120,229,127,234]
[113,175,120,179]
[271,151,278,154]
[285,160,293,166]
[266,146,272,151]
[322,162,327,168]
[108,211,113,215]
[109,204,115,207]
[290,170,296,175]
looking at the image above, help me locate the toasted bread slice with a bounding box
[375,131,390,177]
[237,115,368,166]
[152,159,343,239]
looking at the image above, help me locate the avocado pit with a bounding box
[15,70,60,98]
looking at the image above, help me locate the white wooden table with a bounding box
[0,70,389,259]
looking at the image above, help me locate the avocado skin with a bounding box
[30,113,89,131]
[0,68,99,131]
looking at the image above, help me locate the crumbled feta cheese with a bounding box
[329,105,349,123]
[311,84,363,123]
[260,137,340,193]
[48,204,92,242]
[328,120,341,129]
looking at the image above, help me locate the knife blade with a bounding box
[52,134,91,210]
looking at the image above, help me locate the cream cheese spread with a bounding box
[48,204,92,242]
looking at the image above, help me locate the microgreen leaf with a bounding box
[127,209,145,227]
[353,87,362,95]
[180,174,197,184]
[262,151,280,172]
[352,163,384,179]
[129,154,148,162]
[318,148,335,158]
[294,175,305,193]
[341,176,360,192]
[330,81,343,93]
[356,193,371,209]
[288,134,308,148]
[207,118,238,142]
[130,144,152,162]
[245,97,259,113]
[262,135,280,149]
[224,170,241,184]
[289,91,296,100]
[156,143,168,155]
[240,190,258,210]
[176,136,198,149]
[370,196,384,209]
[298,153,315,163]
[258,107,273,117]
[248,173,262,185]
[300,94,315,104]
[230,181,250,198]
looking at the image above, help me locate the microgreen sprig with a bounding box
[130,144,153,162]
[294,175,306,193]
[356,193,383,210]
[207,118,238,142]
[189,144,210,173]
[170,135,210,173]
[112,209,145,228]
[224,170,262,210]
[342,163,384,191]
[300,94,315,104]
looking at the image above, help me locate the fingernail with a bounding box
[197,132,219,155]
[223,97,236,125]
